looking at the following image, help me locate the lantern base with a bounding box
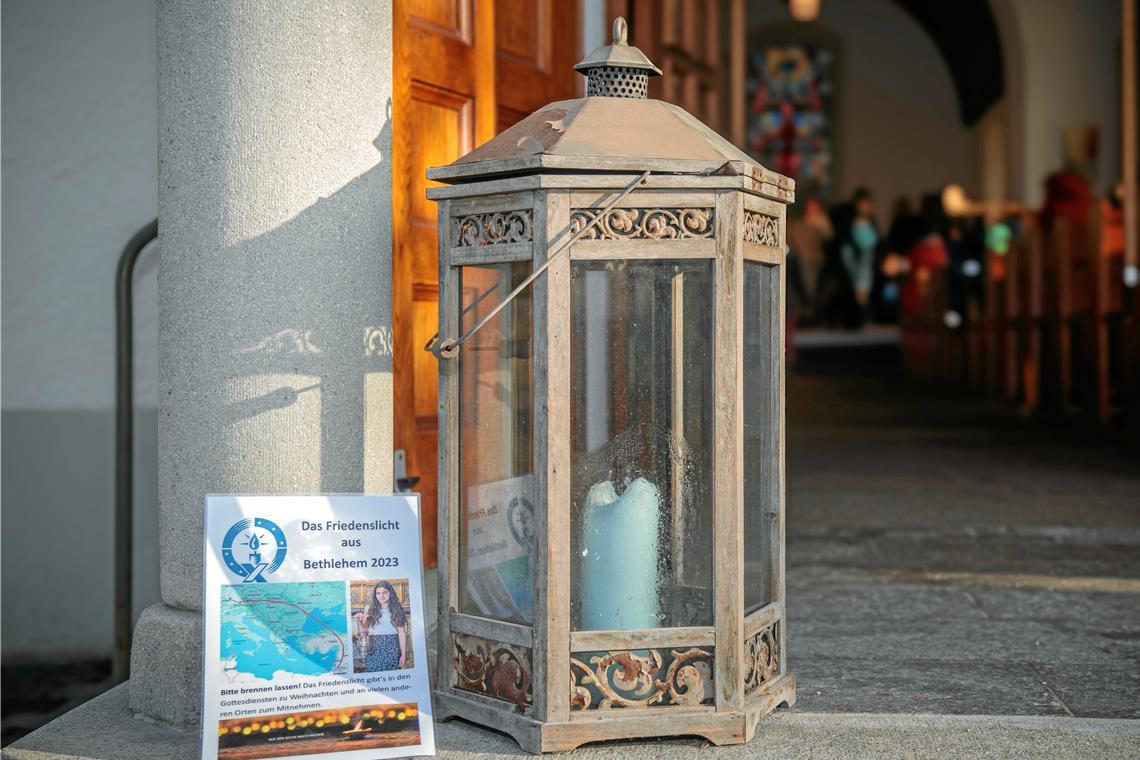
[435,673,796,754]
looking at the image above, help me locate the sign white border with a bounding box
[201,494,436,760]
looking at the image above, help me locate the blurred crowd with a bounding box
[786,184,981,331]
[785,173,1129,336]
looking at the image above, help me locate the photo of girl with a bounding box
[351,580,412,673]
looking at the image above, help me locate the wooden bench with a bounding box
[914,206,1132,425]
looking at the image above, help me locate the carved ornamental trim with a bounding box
[451,633,533,709]
[451,210,533,247]
[744,623,779,695]
[569,208,714,240]
[570,647,714,710]
[743,210,780,247]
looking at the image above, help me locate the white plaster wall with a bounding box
[2,0,160,660]
[994,0,1122,206]
[747,0,977,224]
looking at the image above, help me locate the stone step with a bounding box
[7,684,1139,759]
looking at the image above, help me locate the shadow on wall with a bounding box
[176,114,394,492]
[195,115,399,631]
[155,80,395,616]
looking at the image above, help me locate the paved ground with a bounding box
[6,342,1140,756]
[439,712,1140,758]
[784,345,1140,721]
[7,686,1140,759]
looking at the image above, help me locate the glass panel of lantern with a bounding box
[569,259,714,630]
[457,263,536,625]
[743,261,780,613]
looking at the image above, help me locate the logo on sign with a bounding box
[221,518,287,583]
[507,496,534,551]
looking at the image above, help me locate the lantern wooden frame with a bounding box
[427,165,795,753]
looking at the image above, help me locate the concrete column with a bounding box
[131,0,394,725]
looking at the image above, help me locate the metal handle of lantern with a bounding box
[424,170,651,360]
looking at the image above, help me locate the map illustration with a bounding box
[220,582,348,681]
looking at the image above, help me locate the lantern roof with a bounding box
[426,18,793,200]
[574,17,662,77]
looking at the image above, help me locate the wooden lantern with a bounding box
[426,18,795,753]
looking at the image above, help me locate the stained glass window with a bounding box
[747,42,835,202]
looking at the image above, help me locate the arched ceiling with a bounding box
[888,0,1005,126]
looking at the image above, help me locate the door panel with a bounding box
[394,0,488,567]
[406,84,472,224]
[496,0,545,68]
[403,86,462,538]
[409,0,468,37]
[394,0,579,567]
[496,0,578,127]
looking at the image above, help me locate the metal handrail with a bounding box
[114,219,158,683]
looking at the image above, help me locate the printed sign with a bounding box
[201,495,435,760]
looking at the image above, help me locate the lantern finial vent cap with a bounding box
[575,16,661,98]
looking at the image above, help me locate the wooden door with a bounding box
[495,0,580,129]
[393,0,579,567]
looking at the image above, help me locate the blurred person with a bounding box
[841,187,879,320]
[1102,182,1130,290]
[901,195,950,319]
[874,195,919,324]
[817,200,860,328]
[786,183,833,325]
[945,213,986,325]
[1039,168,1095,229]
